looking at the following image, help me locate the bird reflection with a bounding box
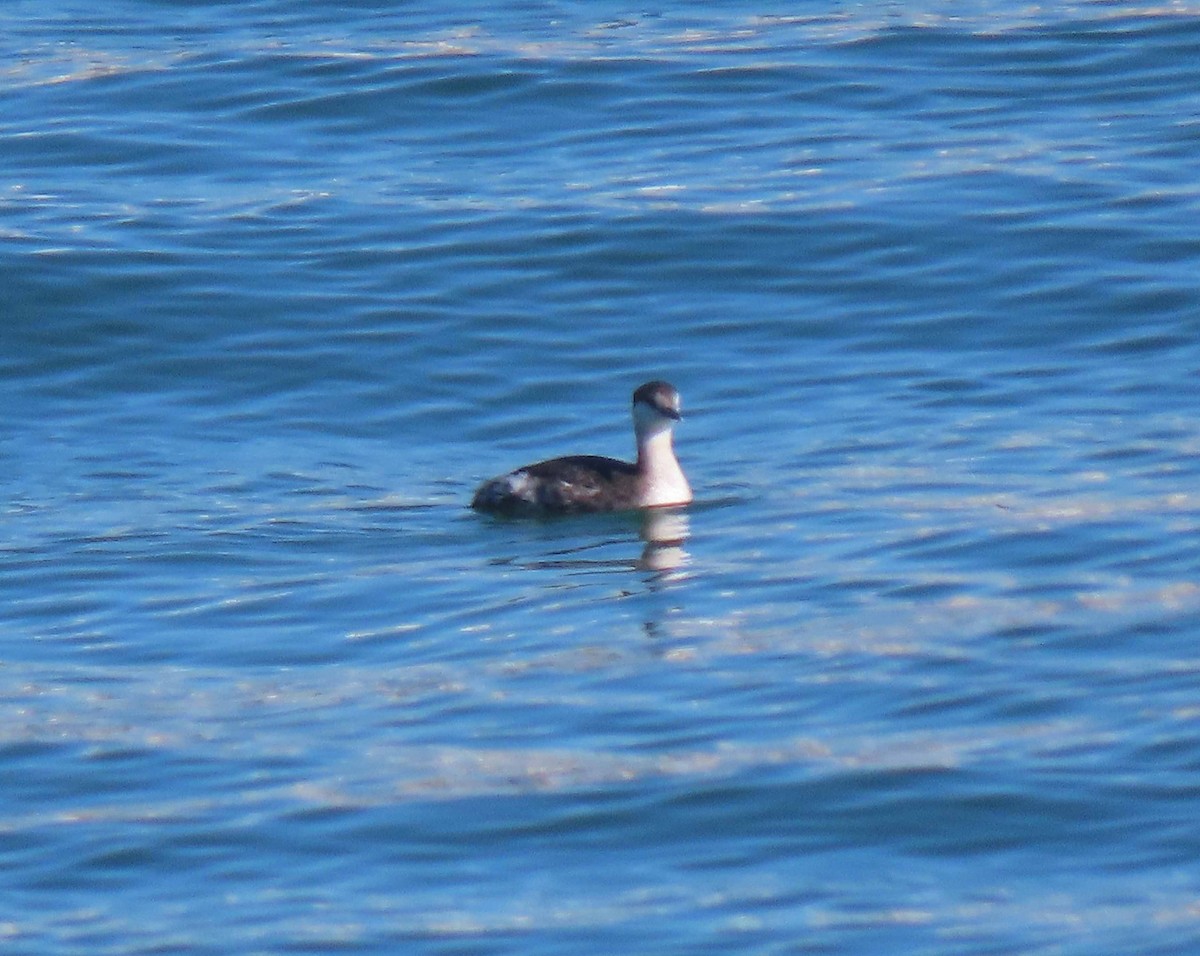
[481,507,690,578]
[638,507,690,573]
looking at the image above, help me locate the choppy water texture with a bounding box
[3,2,1200,953]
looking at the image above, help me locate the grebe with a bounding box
[471,380,692,514]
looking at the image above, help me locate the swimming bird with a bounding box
[471,380,692,514]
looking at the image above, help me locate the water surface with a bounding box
[3,2,1200,953]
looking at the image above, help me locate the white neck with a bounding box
[635,420,692,507]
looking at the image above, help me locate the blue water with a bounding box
[4,2,1200,953]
